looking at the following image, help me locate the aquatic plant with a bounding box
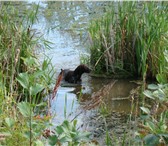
[136,52,168,145]
[136,83,168,146]
[89,1,168,81]
[48,120,91,146]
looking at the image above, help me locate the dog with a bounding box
[62,64,91,83]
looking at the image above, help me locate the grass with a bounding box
[88,1,168,82]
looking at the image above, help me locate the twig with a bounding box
[52,70,64,100]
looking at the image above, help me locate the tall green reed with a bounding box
[89,1,168,81]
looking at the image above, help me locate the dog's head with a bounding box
[74,64,91,74]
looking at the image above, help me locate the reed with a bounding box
[89,1,168,81]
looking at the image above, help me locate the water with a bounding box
[7,1,139,144]
[32,2,138,143]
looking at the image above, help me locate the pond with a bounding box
[16,1,140,144]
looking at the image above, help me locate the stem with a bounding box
[29,94,32,146]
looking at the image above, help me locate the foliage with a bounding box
[135,51,168,145]
[136,83,168,145]
[89,1,168,81]
[0,2,53,145]
[48,120,91,146]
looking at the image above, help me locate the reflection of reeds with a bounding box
[89,2,168,81]
[82,80,117,110]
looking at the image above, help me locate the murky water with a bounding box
[31,1,139,144]
[7,1,139,144]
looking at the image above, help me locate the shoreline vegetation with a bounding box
[89,1,168,83]
[0,1,168,146]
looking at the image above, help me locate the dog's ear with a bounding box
[60,69,64,75]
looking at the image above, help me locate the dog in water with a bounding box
[61,64,91,83]
[52,64,91,99]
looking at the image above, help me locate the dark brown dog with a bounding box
[62,64,91,83]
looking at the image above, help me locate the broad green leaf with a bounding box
[144,134,159,146]
[70,131,77,138]
[34,140,44,146]
[56,126,64,135]
[158,134,168,138]
[74,132,91,142]
[17,102,33,117]
[32,70,44,79]
[153,89,165,101]
[5,118,15,128]
[146,121,155,132]
[140,107,150,114]
[16,73,29,89]
[22,56,38,67]
[143,90,154,99]
[48,135,58,145]
[148,84,158,90]
[29,84,44,96]
[36,102,47,107]
[59,136,72,143]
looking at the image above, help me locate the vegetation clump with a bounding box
[89,1,168,82]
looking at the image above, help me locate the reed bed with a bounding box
[89,1,168,81]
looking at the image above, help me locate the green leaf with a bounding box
[144,134,159,146]
[29,84,44,96]
[36,102,47,107]
[16,73,29,89]
[156,74,167,84]
[163,50,168,62]
[32,70,44,79]
[143,90,154,99]
[59,136,72,143]
[34,140,44,146]
[148,84,158,90]
[146,121,155,132]
[17,102,33,117]
[62,120,71,131]
[73,120,77,129]
[24,131,30,139]
[158,134,168,138]
[5,118,15,128]
[48,135,58,145]
[22,56,38,67]
[74,132,91,142]
[153,89,166,101]
[140,107,150,114]
[55,126,64,135]
[42,59,48,70]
